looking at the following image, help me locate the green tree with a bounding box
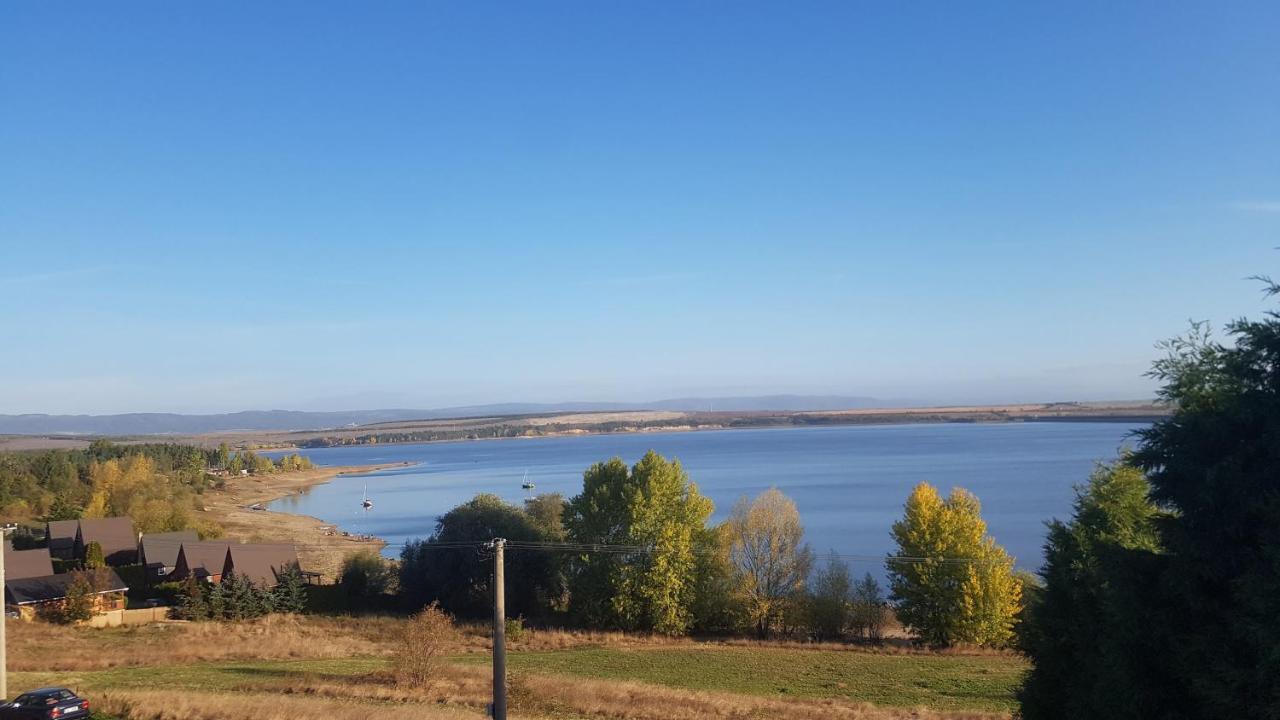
[273,563,308,614]
[54,573,96,624]
[726,487,814,638]
[174,576,210,621]
[808,551,852,640]
[565,451,715,635]
[1021,302,1280,719]
[46,494,82,521]
[688,523,744,633]
[889,482,1021,647]
[216,442,231,470]
[1018,461,1167,720]
[206,578,228,619]
[83,540,105,569]
[850,573,887,643]
[399,493,563,619]
[523,493,567,541]
[340,550,395,601]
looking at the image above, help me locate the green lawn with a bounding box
[485,646,1025,713]
[13,646,1024,715]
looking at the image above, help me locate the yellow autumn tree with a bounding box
[888,482,1021,647]
[84,456,193,533]
[727,487,814,638]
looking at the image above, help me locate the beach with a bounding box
[200,462,407,581]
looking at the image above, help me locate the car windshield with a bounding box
[11,694,33,705]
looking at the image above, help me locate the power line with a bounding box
[314,538,1000,565]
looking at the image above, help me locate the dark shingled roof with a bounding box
[139,531,200,571]
[6,570,128,605]
[173,541,231,581]
[3,543,54,580]
[45,519,79,555]
[224,543,300,587]
[77,517,138,564]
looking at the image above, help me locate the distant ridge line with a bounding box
[0,395,890,435]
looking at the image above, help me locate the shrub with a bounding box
[505,615,527,643]
[394,603,457,688]
[41,574,95,624]
[83,541,106,569]
[340,550,395,602]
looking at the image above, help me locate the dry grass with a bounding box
[9,616,1018,718]
[94,689,486,720]
[262,664,1007,720]
[6,615,400,671]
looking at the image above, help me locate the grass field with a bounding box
[5,617,1025,719]
[12,646,1023,718]
[493,647,1024,713]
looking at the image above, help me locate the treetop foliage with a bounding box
[889,482,1021,647]
[564,451,715,635]
[0,441,314,529]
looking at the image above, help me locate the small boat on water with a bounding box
[361,483,374,509]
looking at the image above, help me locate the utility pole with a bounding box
[490,537,507,720]
[0,523,14,701]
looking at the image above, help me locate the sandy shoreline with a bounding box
[200,462,408,581]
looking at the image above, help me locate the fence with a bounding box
[86,606,170,628]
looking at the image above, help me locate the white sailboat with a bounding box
[361,483,374,509]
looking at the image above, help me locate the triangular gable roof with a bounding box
[3,544,54,580]
[5,570,128,605]
[46,520,79,541]
[139,530,200,570]
[224,543,300,587]
[76,517,139,566]
[45,520,79,554]
[173,541,231,581]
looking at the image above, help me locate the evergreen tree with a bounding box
[83,540,106,569]
[889,482,1021,647]
[206,577,229,620]
[273,563,308,614]
[175,577,210,621]
[1018,461,1167,720]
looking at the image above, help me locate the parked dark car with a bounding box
[0,688,90,719]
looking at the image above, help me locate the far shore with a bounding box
[0,401,1168,454]
[200,461,408,581]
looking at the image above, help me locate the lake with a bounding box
[267,421,1146,573]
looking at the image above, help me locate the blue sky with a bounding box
[1,2,1277,414]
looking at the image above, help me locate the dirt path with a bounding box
[199,462,408,581]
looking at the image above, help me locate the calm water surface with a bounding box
[267,422,1145,572]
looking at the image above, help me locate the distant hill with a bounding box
[0,395,886,436]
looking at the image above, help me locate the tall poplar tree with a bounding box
[565,451,714,635]
[889,482,1021,647]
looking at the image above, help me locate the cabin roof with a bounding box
[3,544,54,580]
[224,543,300,587]
[6,570,128,605]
